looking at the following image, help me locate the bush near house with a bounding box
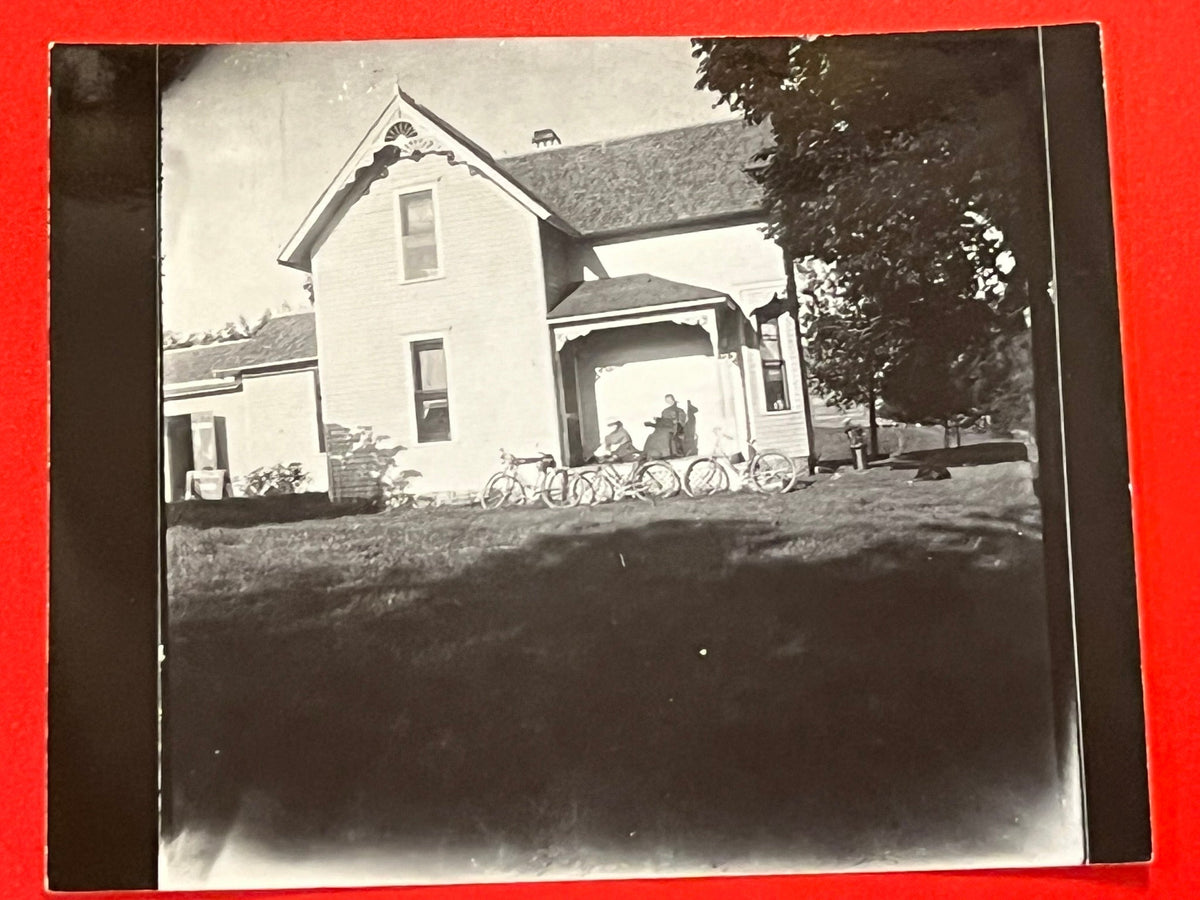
[242,461,310,497]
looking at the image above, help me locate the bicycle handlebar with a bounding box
[499,449,557,468]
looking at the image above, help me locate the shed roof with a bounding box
[500,118,771,238]
[548,274,728,321]
[163,313,317,386]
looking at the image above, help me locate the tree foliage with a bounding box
[163,309,273,350]
[693,33,1046,438]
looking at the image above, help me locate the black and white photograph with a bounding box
[47,27,1149,891]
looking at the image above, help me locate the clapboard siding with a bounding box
[311,155,560,496]
[239,370,328,491]
[163,369,328,495]
[744,311,811,458]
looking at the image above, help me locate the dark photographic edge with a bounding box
[46,43,162,890]
[1038,22,1151,863]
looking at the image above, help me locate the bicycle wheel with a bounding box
[632,460,680,501]
[587,471,616,505]
[683,458,730,497]
[480,472,524,509]
[749,450,796,494]
[569,472,595,506]
[541,469,575,509]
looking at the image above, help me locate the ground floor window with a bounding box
[759,317,791,411]
[411,338,451,442]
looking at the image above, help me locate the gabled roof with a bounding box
[277,88,575,272]
[501,119,772,239]
[547,274,728,321]
[164,313,317,386]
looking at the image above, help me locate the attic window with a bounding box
[395,187,442,282]
[386,120,418,142]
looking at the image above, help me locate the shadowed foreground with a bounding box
[162,462,1080,888]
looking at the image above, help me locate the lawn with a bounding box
[810,423,1021,464]
[163,459,1079,887]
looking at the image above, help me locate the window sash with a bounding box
[398,190,440,281]
[411,339,451,442]
[759,316,791,411]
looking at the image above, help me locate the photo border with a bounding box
[38,15,1158,898]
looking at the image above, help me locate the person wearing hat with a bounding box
[595,416,638,463]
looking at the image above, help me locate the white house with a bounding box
[162,312,328,500]
[277,88,816,498]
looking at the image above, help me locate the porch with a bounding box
[547,275,755,467]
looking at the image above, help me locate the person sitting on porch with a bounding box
[642,415,676,460]
[661,394,687,457]
[594,417,639,464]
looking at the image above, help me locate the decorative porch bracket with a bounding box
[551,307,721,353]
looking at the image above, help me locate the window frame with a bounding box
[393,184,445,285]
[409,335,453,444]
[758,316,793,414]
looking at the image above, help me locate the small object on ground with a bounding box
[815,463,839,475]
[911,465,952,482]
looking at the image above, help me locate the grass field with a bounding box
[163,459,1079,887]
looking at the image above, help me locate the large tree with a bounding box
[693,33,1047,449]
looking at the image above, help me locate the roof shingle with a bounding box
[500,119,771,237]
[163,313,317,386]
[548,274,728,320]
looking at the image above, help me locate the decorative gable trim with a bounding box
[278,87,576,272]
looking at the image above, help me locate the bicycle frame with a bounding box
[574,452,680,505]
[504,450,558,500]
[703,431,753,486]
[683,429,796,497]
[481,449,578,509]
[586,459,643,500]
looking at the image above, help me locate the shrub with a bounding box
[243,461,309,497]
[326,425,421,508]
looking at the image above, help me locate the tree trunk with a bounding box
[783,254,818,472]
[867,387,879,458]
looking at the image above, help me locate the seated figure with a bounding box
[592,417,639,464]
[642,416,677,460]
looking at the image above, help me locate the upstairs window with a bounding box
[759,318,791,412]
[411,338,451,443]
[397,189,441,282]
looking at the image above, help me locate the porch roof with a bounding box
[548,274,729,322]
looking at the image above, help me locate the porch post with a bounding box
[548,329,571,467]
[731,312,753,452]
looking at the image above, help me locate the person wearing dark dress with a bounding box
[661,394,687,457]
[642,416,676,460]
[683,401,699,456]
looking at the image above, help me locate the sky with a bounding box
[161,38,740,334]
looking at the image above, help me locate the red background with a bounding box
[4,0,1195,897]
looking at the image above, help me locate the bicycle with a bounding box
[682,429,798,497]
[574,452,680,505]
[479,449,579,510]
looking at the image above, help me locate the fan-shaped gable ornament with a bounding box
[385,120,418,142]
[385,120,440,157]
